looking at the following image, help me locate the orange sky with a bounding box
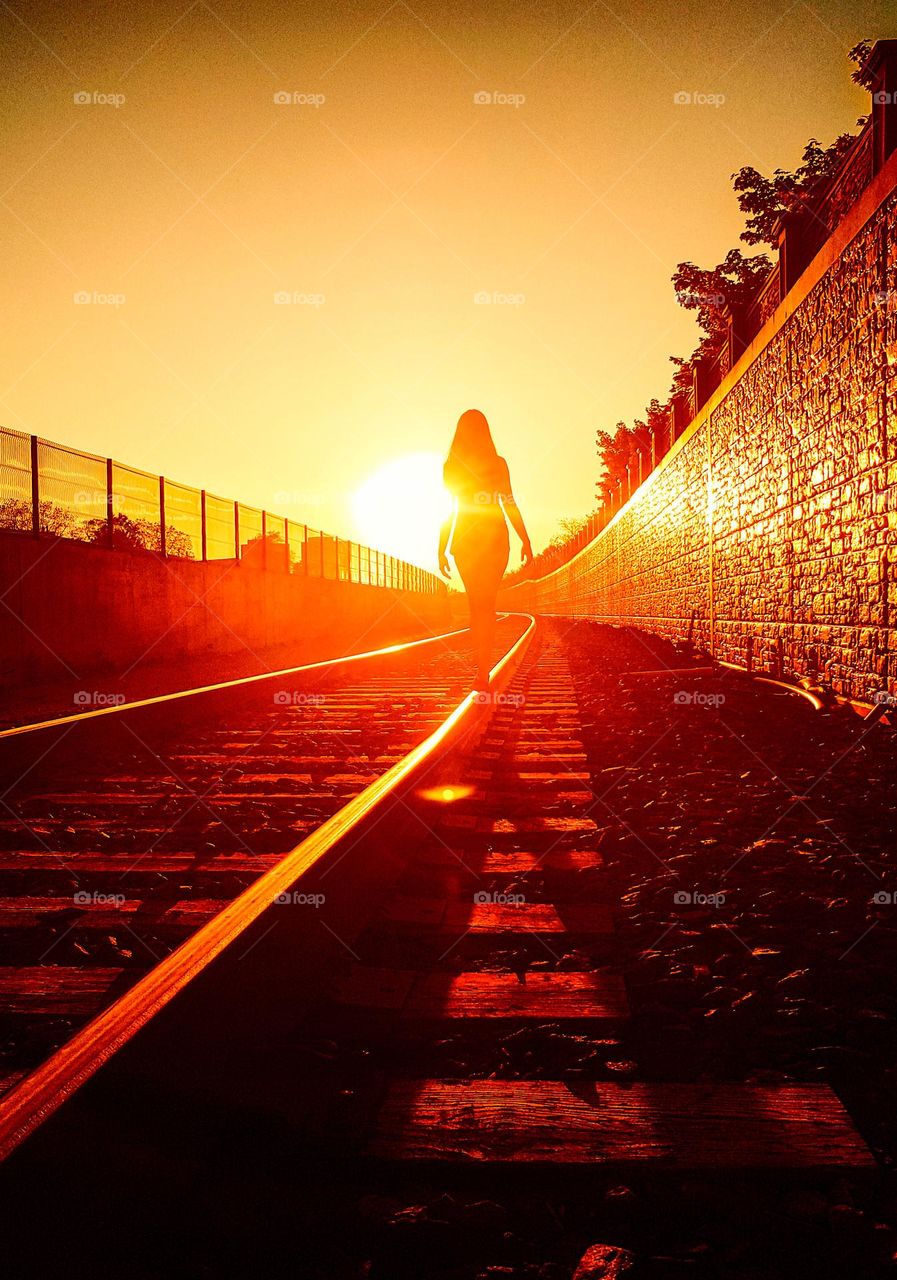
[0,0,884,570]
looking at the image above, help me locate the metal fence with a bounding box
[0,427,443,595]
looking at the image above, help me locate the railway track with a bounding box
[0,618,525,1102]
[0,617,887,1279]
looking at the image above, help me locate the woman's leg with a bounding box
[481,531,509,683]
[457,529,509,688]
[468,583,494,687]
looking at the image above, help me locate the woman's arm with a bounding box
[438,499,456,577]
[498,459,532,565]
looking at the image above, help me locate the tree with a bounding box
[672,248,772,336]
[668,356,694,399]
[548,516,588,549]
[644,398,669,446]
[503,508,601,587]
[731,132,862,247]
[242,529,290,570]
[85,513,194,557]
[596,421,635,500]
[0,498,79,536]
[849,40,874,89]
[668,248,773,399]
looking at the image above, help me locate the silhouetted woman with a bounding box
[439,409,532,690]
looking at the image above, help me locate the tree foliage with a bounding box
[848,40,874,89]
[503,510,600,586]
[0,501,194,557]
[672,248,772,335]
[731,132,863,247]
[595,421,635,498]
[0,499,79,536]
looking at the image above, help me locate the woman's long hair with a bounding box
[444,409,501,496]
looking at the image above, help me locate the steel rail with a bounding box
[0,613,536,1161]
[0,624,474,741]
[717,661,825,711]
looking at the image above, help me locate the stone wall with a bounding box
[501,149,897,704]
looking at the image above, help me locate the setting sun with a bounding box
[352,452,453,574]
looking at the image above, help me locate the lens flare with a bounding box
[417,784,477,804]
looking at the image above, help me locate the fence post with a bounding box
[30,436,40,538]
[261,510,267,570]
[866,40,897,173]
[200,490,208,561]
[234,502,240,561]
[106,457,114,548]
[284,518,290,572]
[159,477,167,557]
